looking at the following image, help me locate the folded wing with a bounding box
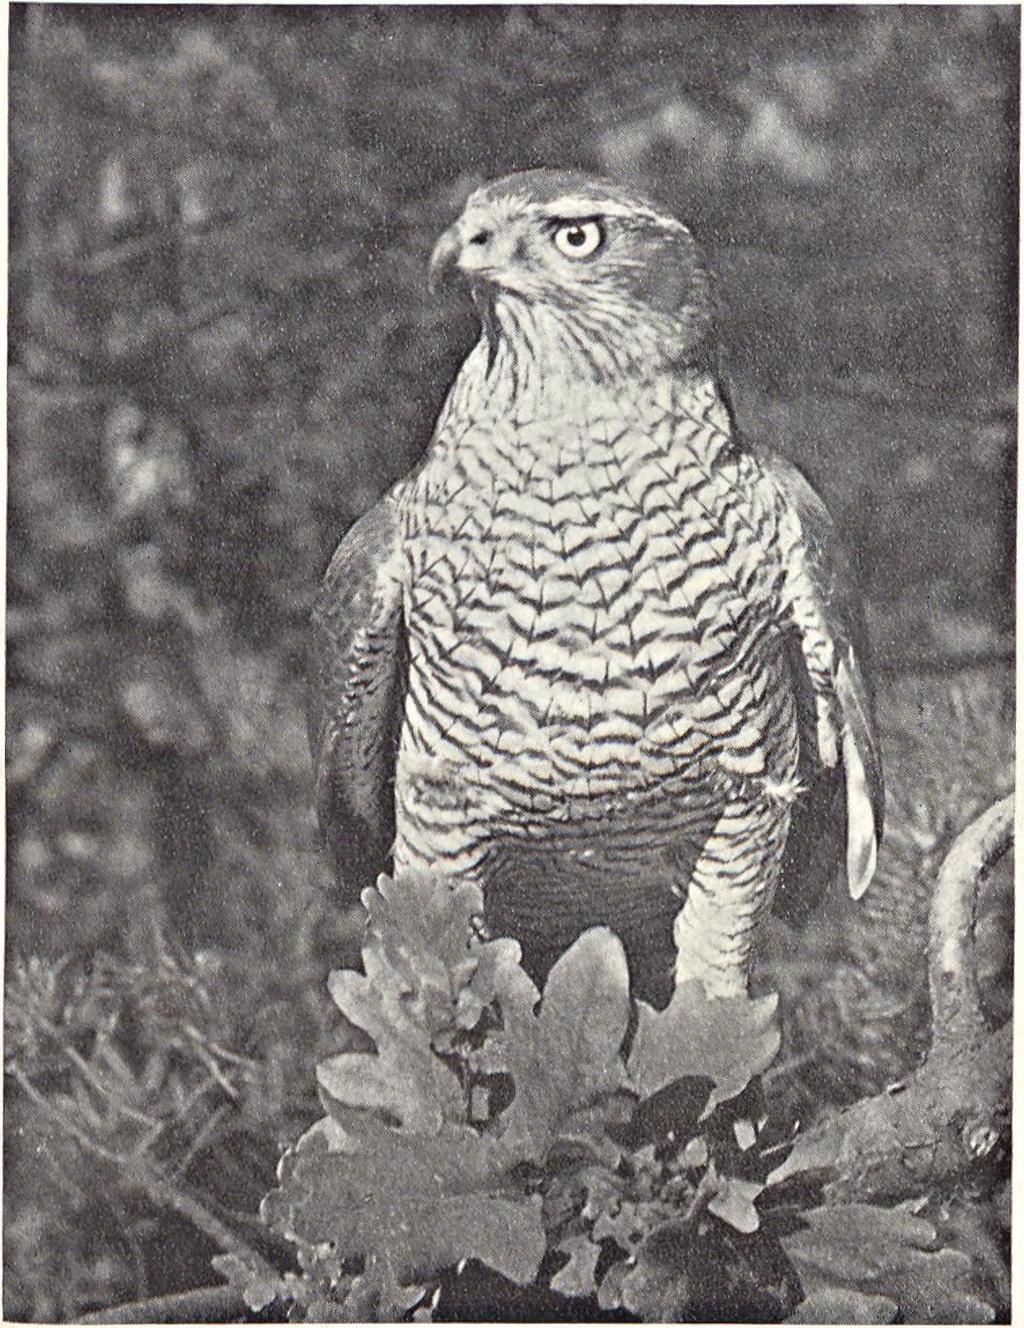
[308,493,406,902]
[762,452,884,923]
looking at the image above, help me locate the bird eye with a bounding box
[552,220,604,259]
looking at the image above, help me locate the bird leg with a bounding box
[672,797,791,998]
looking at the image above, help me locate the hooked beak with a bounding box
[428,223,464,294]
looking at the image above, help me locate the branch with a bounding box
[75,1284,247,1324]
[770,795,1014,1204]
[928,793,1014,1057]
[10,1065,280,1281]
[786,1020,1011,1206]
[77,209,240,276]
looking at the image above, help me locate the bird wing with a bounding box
[308,490,406,903]
[759,450,884,921]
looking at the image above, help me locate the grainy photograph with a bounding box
[6,4,1017,1323]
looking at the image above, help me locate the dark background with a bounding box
[6,5,1017,1319]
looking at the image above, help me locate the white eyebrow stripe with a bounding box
[539,196,689,230]
[465,187,692,236]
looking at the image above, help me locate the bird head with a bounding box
[429,169,716,378]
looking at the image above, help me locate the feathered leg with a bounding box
[673,794,792,997]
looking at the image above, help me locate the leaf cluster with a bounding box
[220,875,997,1322]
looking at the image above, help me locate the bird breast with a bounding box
[397,383,797,813]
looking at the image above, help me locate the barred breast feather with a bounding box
[395,368,795,840]
[309,356,881,1000]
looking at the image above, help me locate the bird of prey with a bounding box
[309,169,883,1005]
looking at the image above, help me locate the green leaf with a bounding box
[581,1165,641,1252]
[212,1252,289,1313]
[318,969,465,1132]
[925,1198,1010,1317]
[299,1295,360,1323]
[614,1202,800,1321]
[707,1175,764,1234]
[765,1121,841,1189]
[781,1204,995,1324]
[361,873,522,1034]
[319,873,526,1132]
[339,1250,429,1322]
[628,980,779,1116]
[619,1219,694,1320]
[596,1259,630,1312]
[262,1118,545,1288]
[479,927,632,1158]
[550,1232,601,1298]
[785,1288,897,1323]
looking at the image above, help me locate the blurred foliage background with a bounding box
[6,4,1017,1320]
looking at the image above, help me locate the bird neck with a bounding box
[477,291,712,397]
[442,315,736,471]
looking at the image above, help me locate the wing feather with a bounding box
[308,492,406,903]
[760,451,884,917]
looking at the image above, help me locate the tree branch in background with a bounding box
[929,793,1014,1057]
[12,1062,278,1281]
[77,208,240,276]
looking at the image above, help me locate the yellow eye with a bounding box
[552,220,604,259]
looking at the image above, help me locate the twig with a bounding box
[185,1027,259,1069]
[6,992,160,1126]
[12,1065,124,1166]
[131,1073,223,1160]
[105,1189,151,1304]
[761,1051,815,1088]
[928,793,1014,1058]
[184,1037,242,1101]
[10,1066,278,1279]
[679,1167,719,1228]
[75,1283,248,1324]
[173,1102,233,1181]
[74,208,240,276]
